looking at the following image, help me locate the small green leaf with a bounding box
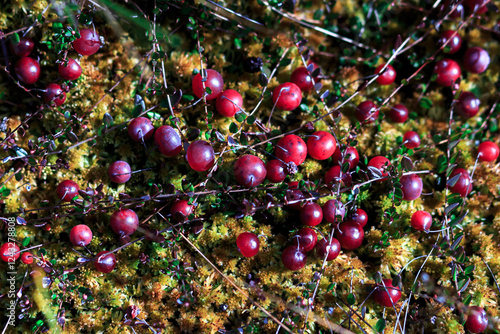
[247,115,256,125]
[375,319,386,333]
[235,113,246,122]
[229,122,238,133]
[234,38,242,49]
[10,33,20,45]
[347,293,356,305]
[22,237,30,247]
[182,94,194,101]
[419,97,433,109]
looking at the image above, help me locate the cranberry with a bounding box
[307,131,336,160]
[275,135,307,166]
[94,251,116,273]
[236,232,260,257]
[70,224,93,246]
[15,57,40,84]
[478,141,500,162]
[272,82,302,111]
[56,180,79,202]
[108,161,132,184]
[186,140,215,171]
[11,37,35,57]
[463,47,490,74]
[216,89,243,117]
[266,159,287,183]
[448,167,472,197]
[387,104,409,123]
[171,199,194,222]
[300,202,323,226]
[375,64,396,85]
[434,59,461,87]
[465,306,488,333]
[335,221,364,250]
[400,174,423,201]
[367,156,391,179]
[349,208,368,227]
[192,69,224,100]
[437,30,462,54]
[332,146,359,170]
[456,92,480,118]
[290,67,314,91]
[325,166,352,187]
[234,154,267,187]
[281,245,307,271]
[0,242,20,262]
[466,0,488,14]
[446,1,465,19]
[154,125,182,157]
[322,199,346,224]
[73,29,101,56]
[411,210,432,231]
[128,117,154,142]
[58,58,82,81]
[403,131,420,149]
[293,228,318,252]
[315,237,341,261]
[286,181,306,210]
[373,279,402,307]
[355,101,379,124]
[43,83,66,106]
[21,252,33,264]
[110,209,139,236]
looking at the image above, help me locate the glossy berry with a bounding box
[21,252,33,265]
[466,0,488,14]
[300,202,323,226]
[373,279,402,307]
[438,30,462,54]
[465,306,488,333]
[375,64,396,85]
[349,208,368,228]
[332,146,359,170]
[70,224,93,246]
[434,59,461,87]
[266,159,287,183]
[325,165,352,187]
[387,104,409,123]
[272,82,302,111]
[192,69,224,100]
[110,209,139,236]
[236,232,260,257]
[108,161,132,184]
[128,117,154,142]
[216,89,243,117]
[286,182,306,210]
[291,67,314,91]
[73,29,101,56]
[368,156,391,179]
[448,167,472,197]
[336,221,364,250]
[411,211,432,231]
[56,180,79,202]
[307,131,336,160]
[316,238,341,261]
[275,135,307,166]
[478,141,500,162]
[234,154,267,187]
[456,92,480,118]
[400,174,423,201]
[94,251,116,273]
[355,101,379,123]
[171,199,194,222]
[43,83,66,106]
[323,199,346,224]
[58,58,82,80]
[403,131,420,149]
[0,242,20,262]
[293,228,317,252]
[15,57,40,84]
[186,140,215,171]
[11,37,35,57]
[463,47,490,74]
[281,245,307,271]
[446,0,465,19]
[155,125,182,157]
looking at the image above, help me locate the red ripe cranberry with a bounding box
[434,59,461,86]
[355,101,379,124]
[216,89,243,117]
[11,37,35,57]
[266,159,287,183]
[403,131,420,149]
[234,154,267,187]
[0,242,20,262]
[293,228,318,252]
[108,161,132,184]
[275,135,307,166]
[466,0,488,14]
[332,146,359,170]
[128,117,154,142]
[387,104,409,123]
[335,221,364,250]
[192,69,224,100]
[300,202,323,226]
[400,174,423,201]
[307,131,336,160]
[456,92,480,118]
[411,210,432,231]
[73,29,101,56]
[448,167,472,197]
[56,180,79,202]
[171,199,194,222]
[315,238,341,261]
[438,30,462,54]
[290,67,314,91]
[281,245,307,271]
[44,83,66,106]
[322,199,346,224]
[465,306,488,333]
[14,57,40,84]
[110,209,139,236]
[272,82,302,111]
[154,125,182,157]
[186,140,215,171]
[478,141,500,162]
[368,156,391,179]
[286,181,306,210]
[464,47,490,74]
[70,224,93,246]
[21,252,33,264]
[349,208,368,227]
[373,279,402,307]
[446,0,464,19]
[236,232,260,257]
[94,251,116,273]
[58,58,82,80]
[375,64,396,85]
[325,166,352,187]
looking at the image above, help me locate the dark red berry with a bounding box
[15,57,40,84]
[154,125,182,157]
[464,47,490,74]
[373,279,402,307]
[387,104,409,123]
[478,141,500,162]
[128,117,154,142]
[94,251,116,273]
[281,245,307,271]
[21,252,33,265]
[234,154,267,187]
[465,306,488,333]
[236,232,260,257]
[272,82,302,111]
[108,161,132,184]
[58,58,82,80]
[448,167,472,197]
[349,208,368,228]
[293,228,318,252]
[315,237,341,261]
[322,199,346,224]
[307,131,336,160]
[446,0,464,19]
[466,0,488,14]
[266,159,287,183]
[186,140,215,171]
[400,174,423,201]
[110,209,139,236]
[368,156,391,179]
[44,83,66,106]
[456,91,480,118]
[291,67,314,92]
[0,243,20,262]
[336,221,364,250]
[300,202,323,226]
[216,89,243,117]
[375,64,396,85]
[411,211,432,231]
[332,146,359,170]
[275,135,307,166]
[70,224,93,246]
[434,59,461,87]
[171,199,194,222]
[56,180,79,202]
[11,37,35,57]
[325,166,352,187]
[192,69,224,100]
[403,131,420,149]
[286,181,306,210]
[355,101,379,124]
[438,30,462,54]
[73,29,101,56]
